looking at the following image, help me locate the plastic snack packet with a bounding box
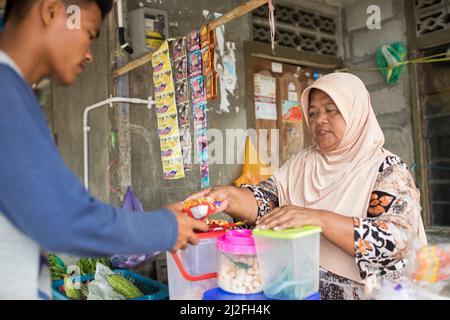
[183,197,222,220]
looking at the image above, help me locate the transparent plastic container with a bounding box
[253,226,321,300]
[166,231,224,300]
[216,229,263,294]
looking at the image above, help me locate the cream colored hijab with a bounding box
[272,72,426,283]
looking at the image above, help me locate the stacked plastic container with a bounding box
[216,229,263,294]
[166,231,224,300]
[252,226,321,300]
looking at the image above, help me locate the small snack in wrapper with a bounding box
[193,103,207,129]
[190,76,205,105]
[200,25,210,48]
[201,47,214,75]
[182,147,193,171]
[188,50,203,78]
[173,58,187,82]
[156,92,176,109]
[170,36,187,60]
[187,29,201,52]
[183,197,222,220]
[175,79,189,105]
[162,157,185,179]
[160,136,183,159]
[209,29,216,48]
[154,71,175,95]
[151,49,171,74]
[177,102,190,126]
[157,115,180,138]
[155,99,177,116]
[205,72,218,101]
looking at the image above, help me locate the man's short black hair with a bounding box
[4,0,113,23]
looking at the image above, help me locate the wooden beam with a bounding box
[111,0,270,79]
[111,52,154,79]
[208,0,269,30]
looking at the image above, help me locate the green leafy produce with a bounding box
[76,257,111,275]
[48,254,67,281]
[79,282,89,300]
[107,274,144,299]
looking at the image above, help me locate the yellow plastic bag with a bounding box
[234,136,274,187]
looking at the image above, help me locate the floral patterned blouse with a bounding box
[242,155,421,300]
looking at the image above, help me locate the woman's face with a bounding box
[308,89,346,152]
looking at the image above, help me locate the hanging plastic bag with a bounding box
[109,186,161,269]
[376,42,407,85]
[234,136,274,187]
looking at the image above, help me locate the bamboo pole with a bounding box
[111,0,270,79]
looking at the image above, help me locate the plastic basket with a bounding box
[52,269,168,300]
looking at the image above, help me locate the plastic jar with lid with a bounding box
[216,229,263,294]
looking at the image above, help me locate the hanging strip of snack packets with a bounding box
[200,25,218,101]
[151,41,185,180]
[169,36,193,171]
[187,28,210,189]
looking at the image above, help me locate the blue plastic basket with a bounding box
[52,269,168,300]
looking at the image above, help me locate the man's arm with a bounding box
[0,78,180,257]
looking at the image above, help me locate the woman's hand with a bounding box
[185,185,233,213]
[256,205,323,230]
[185,185,259,225]
[256,206,356,256]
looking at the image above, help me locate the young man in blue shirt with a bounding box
[0,0,208,299]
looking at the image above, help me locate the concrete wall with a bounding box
[342,0,415,166]
[124,0,340,211]
[51,20,112,203]
[126,0,251,211]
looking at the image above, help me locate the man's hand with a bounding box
[166,202,209,251]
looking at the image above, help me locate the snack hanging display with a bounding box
[169,36,193,172]
[200,25,218,102]
[187,27,210,188]
[151,26,218,185]
[151,40,185,180]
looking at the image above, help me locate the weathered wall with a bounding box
[126,0,251,211]
[51,20,111,203]
[342,0,415,166]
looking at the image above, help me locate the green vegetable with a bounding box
[76,257,111,275]
[79,282,89,300]
[63,275,83,300]
[48,254,67,280]
[106,274,144,299]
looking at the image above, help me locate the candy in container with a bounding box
[216,229,263,295]
[183,197,221,220]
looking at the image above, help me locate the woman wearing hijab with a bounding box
[188,72,427,299]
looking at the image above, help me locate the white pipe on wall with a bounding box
[83,96,154,191]
[117,0,124,28]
